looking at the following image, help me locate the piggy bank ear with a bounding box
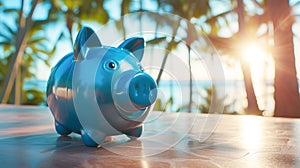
[118,37,144,61]
[73,26,102,61]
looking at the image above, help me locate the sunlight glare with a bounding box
[241,43,275,112]
[241,117,262,151]
[243,44,266,64]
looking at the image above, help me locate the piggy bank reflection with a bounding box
[46,26,157,147]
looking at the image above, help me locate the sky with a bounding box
[0,0,300,82]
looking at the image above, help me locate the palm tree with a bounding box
[0,0,60,104]
[204,0,264,115]
[0,0,40,104]
[0,0,112,105]
[158,0,211,112]
[206,0,300,117]
[49,0,109,45]
[118,0,214,112]
[269,0,300,117]
[119,0,132,39]
[236,0,261,115]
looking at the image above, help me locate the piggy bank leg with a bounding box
[81,130,106,147]
[55,121,72,135]
[123,125,143,138]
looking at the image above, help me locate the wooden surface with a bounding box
[0,105,300,168]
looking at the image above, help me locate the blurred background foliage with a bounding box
[0,0,300,117]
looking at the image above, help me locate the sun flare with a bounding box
[241,43,274,111]
[243,44,267,64]
[242,43,272,79]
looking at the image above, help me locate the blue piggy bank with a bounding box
[47,26,157,147]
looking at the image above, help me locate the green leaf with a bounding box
[44,60,51,67]
[32,20,52,29]
[121,0,132,15]
[0,32,13,41]
[57,32,65,41]
[0,42,13,45]
[205,9,232,24]
[30,47,51,56]
[23,89,45,105]
[37,42,50,50]
[27,37,47,44]
[169,40,180,51]
[3,44,14,52]
[147,37,167,45]
[3,8,19,13]
[0,22,16,37]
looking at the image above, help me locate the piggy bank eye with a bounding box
[109,62,116,69]
[106,60,117,70]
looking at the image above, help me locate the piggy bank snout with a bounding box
[129,73,157,108]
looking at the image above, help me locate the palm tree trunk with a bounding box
[241,61,261,114]
[0,0,39,104]
[156,20,181,85]
[120,0,128,40]
[270,0,300,117]
[66,16,74,46]
[187,45,193,112]
[15,67,21,105]
[237,0,261,115]
[138,0,143,35]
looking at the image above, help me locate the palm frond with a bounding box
[0,22,16,37]
[27,37,48,45]
[147,36,167,45]
[3,8,19,14]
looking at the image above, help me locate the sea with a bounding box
[24,78,286,115]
